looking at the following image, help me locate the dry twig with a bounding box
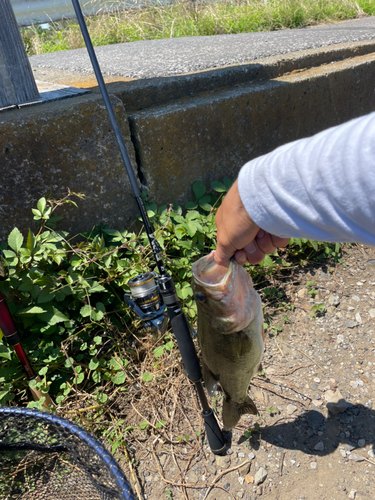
[151,445,236,499]
[202,460,250,500]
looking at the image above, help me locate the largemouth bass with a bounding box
[192,251,264,430]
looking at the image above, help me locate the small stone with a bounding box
[364,400,373,409]
[326,390,350,416]
[254,467,268,485]
[324,390,335,401]
[348,453,364,462]
[314,441,325,451]
[347,320,357,328]
[345,444,355,452]
[297,288,308,299]
[187,471,198,483]
[369,309,375,319]
[348,490,357,500]
[206,465,216,475]
[368,448,375,458]
[329,295,340,306]
[358,439,366,448]
[248,452,255,460]
[312,399,323,407]
[355,313,362,324]
[245,474,254,484]
[238,477,244,485]
[238,452,245,458]
[215,455,230,468]
[224,482,230,491]
[239,462,251,476]
[350,381,358,389]
[314,377,321,383]
[337,334,344,343]
[352,295,360,301]
[310,462,317,469]
[286,404,298,415]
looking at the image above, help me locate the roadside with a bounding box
[21,0,375,56]
[120,243,375,500]
[28,16,375,82]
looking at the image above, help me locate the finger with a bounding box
[234,249,247,265]
[243,241,266,265]
[214,235,234,267]
[271,235,290,248]
[255,230,277,255]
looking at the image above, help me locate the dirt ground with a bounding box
[122,244,375,500]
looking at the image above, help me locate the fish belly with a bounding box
[199,308,264,429]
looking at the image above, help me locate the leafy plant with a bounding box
[0,179,343,407]
[311,302,325,317]
[306,280,317,298]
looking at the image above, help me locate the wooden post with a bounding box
[0,0,40,108]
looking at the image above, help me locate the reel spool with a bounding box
[124,272,168,332]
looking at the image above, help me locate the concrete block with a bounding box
[0,94,138,241]
[130,52,375,207]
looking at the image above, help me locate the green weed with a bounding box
[0,179,342,406]
[20,0,375,56]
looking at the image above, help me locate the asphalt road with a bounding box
[29,17,375,79]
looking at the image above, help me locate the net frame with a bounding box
[0,407,135,500]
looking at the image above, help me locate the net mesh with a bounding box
[0,408,134,500]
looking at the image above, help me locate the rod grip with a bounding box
[170,313,202,382]
[202,410,226,455]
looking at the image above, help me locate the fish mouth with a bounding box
[192,251,234,289]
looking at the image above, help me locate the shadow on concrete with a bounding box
[237,403,375,457]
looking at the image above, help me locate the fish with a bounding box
[192,251,264,430]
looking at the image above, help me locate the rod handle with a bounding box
[170,313,202,382]
[202,410,226,455]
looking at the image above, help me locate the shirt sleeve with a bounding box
[238,111,375,245]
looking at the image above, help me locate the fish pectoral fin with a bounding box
[222,396,258,430]
[202,362,217,397]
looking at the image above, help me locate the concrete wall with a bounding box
[1,40,375,240]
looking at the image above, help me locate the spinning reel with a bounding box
[124,272,168,332]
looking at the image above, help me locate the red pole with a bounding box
[0,291,54,407]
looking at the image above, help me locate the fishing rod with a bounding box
[0,251,54,409]
[71,0,225,455]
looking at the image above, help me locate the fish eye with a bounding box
[195,292,206,302]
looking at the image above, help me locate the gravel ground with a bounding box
[127,244,375,500]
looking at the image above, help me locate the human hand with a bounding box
[214,179,290,267]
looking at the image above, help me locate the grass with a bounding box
[21,0,375,56]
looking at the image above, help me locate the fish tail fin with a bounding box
[202,362,217,397]
[222,396,258,430]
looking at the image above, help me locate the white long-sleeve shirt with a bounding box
[238,111,375,245]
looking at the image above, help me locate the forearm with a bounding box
[238,112,375,245]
